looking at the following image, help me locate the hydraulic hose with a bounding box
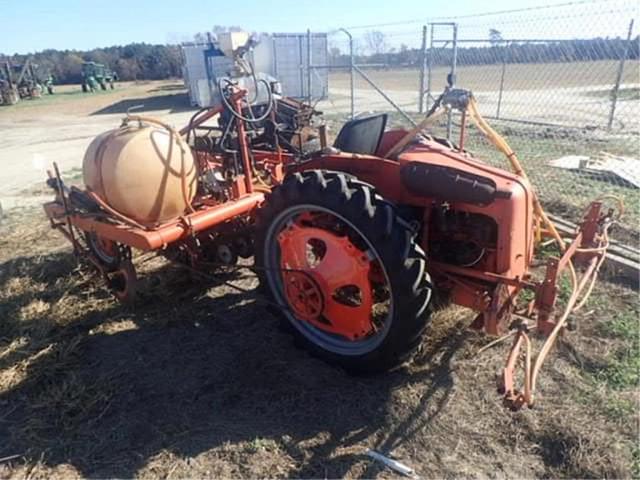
[385,91,448,159]
[466,99,566,250]
[217,77,273,123]
[460,95,624,408]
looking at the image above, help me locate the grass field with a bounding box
[329,60,640,92]
[1,81,189,116]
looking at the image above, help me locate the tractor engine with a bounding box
[428,207,498,270]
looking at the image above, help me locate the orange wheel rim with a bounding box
[278,221,375,340]
[96,236,117,256]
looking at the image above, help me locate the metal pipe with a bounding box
[306,29,312,104]
[459,108,467,150]
[4,62,13,86]
[16,60,29,85]
[298,34,304,100]
[426,26,434,110]
[55,193,265,251]
[339,28,355,119]
[446,23,458,140]
[608,19,634,130]
[418,25,427,114]
[430,37,616,44]
[496,42,509,119]
[53,162,79,254]
[310,63,386,69]
[272,36,279,78]
[353,64,417,126]
[233,96,254,194]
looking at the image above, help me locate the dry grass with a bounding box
[0,204,638,478]
[0,80,187,119]
[329,60,640,93]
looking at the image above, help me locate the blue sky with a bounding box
[1,0,637,54]
[0,0,588,54]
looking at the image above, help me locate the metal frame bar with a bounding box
[608,18,634,130]
[418,25,427,113]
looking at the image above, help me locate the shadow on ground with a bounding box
[90,92,195,116]
[149,84,188,93]
[0,251,460,478]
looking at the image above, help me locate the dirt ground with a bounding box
[0,80,638,478]
[0,81,195,201]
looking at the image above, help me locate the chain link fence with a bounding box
[314,0,639,245]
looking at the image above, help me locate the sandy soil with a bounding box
[0,81,196,202]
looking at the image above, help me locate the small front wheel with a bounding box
[256,170,432,373]
[85,232,127,272]
[108,260,137,304]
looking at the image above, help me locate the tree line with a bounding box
[1,31,637,85]
[0,26,242,85]
[330,34,640,68]
[1,43,183,84]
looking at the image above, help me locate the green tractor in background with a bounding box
[81,61,118,92]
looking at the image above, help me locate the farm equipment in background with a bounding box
[0,59,54,105]
[0,62,19,105]
[41,72,55,95]
[43,32,618,410]
[81,61,118,92]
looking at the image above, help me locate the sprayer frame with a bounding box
[44,88,269,252]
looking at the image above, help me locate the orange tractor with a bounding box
[43,60,617,409]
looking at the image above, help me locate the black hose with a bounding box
[217,77,273,123]
[186,107,208,143]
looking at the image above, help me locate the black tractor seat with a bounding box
[334,114,387,156]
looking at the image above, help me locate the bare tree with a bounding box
[329,46,341,65]
[365,30,387,55]
[489,29,503,47]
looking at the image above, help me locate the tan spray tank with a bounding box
[83,117,197,226]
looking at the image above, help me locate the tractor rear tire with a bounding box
[255,170,432,373]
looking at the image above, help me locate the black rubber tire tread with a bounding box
[255,169,432,373]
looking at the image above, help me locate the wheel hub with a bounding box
[278,222,375,340]
[282,271,324,321]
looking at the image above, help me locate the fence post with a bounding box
[418,25,427,113]
[298,36,305,100]
[426,25,434,111]
[306,29,312,104]
[608,19,634,130]
[446,23,458,140]
[496,42,508,119]
[338,28,355,119]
